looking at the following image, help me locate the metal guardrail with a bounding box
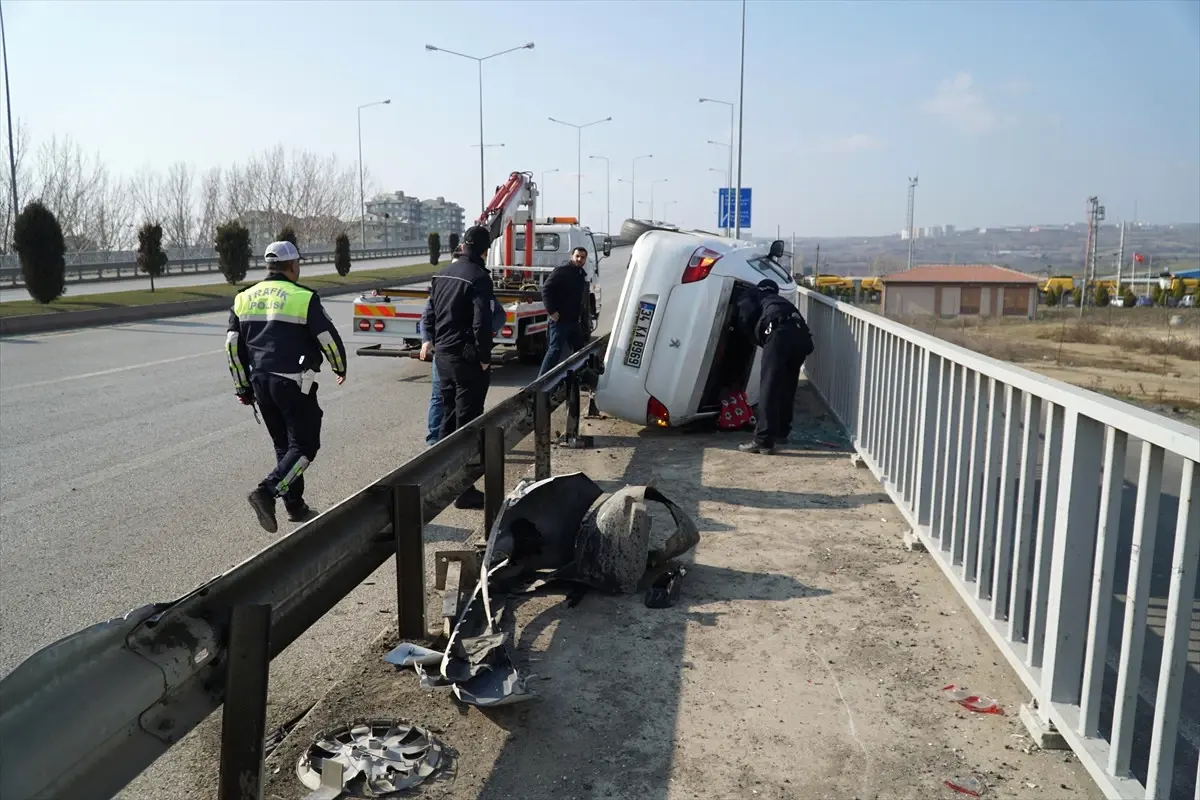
[0,246,429,288]
[795,288,1200,800]
[0,334,607,800]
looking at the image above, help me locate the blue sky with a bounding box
[4,0,1198,237]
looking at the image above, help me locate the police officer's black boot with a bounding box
[285,500,316,523]
[247,487,278,533]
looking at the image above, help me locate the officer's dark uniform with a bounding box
[740,280,814,454]
[226,242,347,532]
[420,226,497,507]
[538,257,589,376]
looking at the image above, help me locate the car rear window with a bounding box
[747,256,791,286]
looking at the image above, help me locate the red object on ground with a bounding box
[718,390,754,431]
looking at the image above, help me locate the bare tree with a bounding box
[196,166,222,248]
[93,172,136,251]
[0,118,31,252]
[130,166,166,230]
[162,161,196,250]
[32,134,106,250]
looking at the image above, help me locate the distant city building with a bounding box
[944,224,956,235]
[881,264,1039,320]
[362,191,465,247]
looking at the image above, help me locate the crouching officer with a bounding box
[420,224,497,508]
[739,279,814,455]
[226,240,348,532]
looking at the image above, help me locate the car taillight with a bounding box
[501,325,514,337]
[682,246,722,284]
[647,396,670,428]
[373,321,385,332]
[358,320,370,331]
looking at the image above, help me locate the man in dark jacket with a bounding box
[538,246,590,376]
[420,225,497,508]
[226,240,348,532]
[739,279,814,455]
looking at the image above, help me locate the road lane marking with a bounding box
[0,350,221,392]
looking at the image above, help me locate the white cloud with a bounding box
[810,133,887,155]
[923,73,998,134]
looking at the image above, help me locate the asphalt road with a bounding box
[0,253,433,303]
[0,247,628,679]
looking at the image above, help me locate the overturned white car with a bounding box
[595,230,798,428]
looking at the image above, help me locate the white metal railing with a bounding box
[796,288,1200,800]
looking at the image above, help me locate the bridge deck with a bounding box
[259,383,1101,800]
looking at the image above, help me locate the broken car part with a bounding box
[393,473,700,708]
[644,565,687,609]
[296,720,443,797]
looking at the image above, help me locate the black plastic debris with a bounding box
[644,565,687,608]
[389,472,700,708]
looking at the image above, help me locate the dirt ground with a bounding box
[261,384,1103,800]
[900,307,1200,423]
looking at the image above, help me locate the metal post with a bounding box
[357,106,364,247]
[565,375,582,440]
[576,127,582,223]
[477,60,485,214]
[534,390,551,481]
[1,0,17,224]
[218,604,271,800]
[483,425,506,535]
[906,176,918,271]
[727,104,735,237]
[734,0,747,240]
[1115,220,1125,296]
[393,483,425,640]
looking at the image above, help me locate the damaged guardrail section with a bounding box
[0,334,608,800]
[795,288,1200,800]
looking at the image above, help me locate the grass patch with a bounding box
[1037,322,1200,360]
[0,263,438,318]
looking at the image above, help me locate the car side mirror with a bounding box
[603,236,613,257]
[769,240,785,259]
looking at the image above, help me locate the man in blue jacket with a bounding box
[421,292,505,446]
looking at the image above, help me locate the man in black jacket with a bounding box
[420,225,497,508]
[538,246,590,376]
[738,279,815,455]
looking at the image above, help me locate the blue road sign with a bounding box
[717,187,752,229]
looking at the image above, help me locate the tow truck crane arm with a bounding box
[478,171,536,268]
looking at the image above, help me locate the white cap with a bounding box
[264,240,301,263]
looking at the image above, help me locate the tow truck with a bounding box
[353,171,611,364]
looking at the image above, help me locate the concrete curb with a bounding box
[0,273,435,337]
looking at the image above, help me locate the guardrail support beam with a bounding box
[534,390,552,481]
[557,374,594,449]
[483,426,506,535]
[218,604,272,800]
[393,484,426,640]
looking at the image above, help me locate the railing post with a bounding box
[912,350,940,527]
[534,390,551,481]
[483,425,506,535]
[218,604,272,800]
[393,484,426,640]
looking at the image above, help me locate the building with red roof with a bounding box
[881,264,1040,320]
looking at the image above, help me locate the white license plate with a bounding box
[623,300,656,369]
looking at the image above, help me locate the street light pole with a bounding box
[357,98,391,248]
[734,0,747,239]
[650,179,668,224]
[699,99,735,236]
[541,168,559,216]
[425,42,535,216]
[548,116,611,225]
[631,154,652,220]
[589,155,610,233]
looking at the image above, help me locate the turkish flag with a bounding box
[1134,253,1146,263]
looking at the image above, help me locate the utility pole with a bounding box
[1080,195,1105,319]
[790,232,796,279]
[1115,219,1125,299]
[0,0,17,230]
[905,176,918,271]
[733,0,747,240]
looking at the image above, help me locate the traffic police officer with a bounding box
[738,279,814,455]
[226,240,348,532]
[420,225,497,508]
